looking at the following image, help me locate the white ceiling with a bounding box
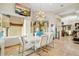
[24,3,72,11]
[0,3,78,17]
[24,3,74,12]
[23,3,79,25]
[23,3,79,16]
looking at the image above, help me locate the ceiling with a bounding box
[0,3,79,17]
[23,3,79,16]
[24,3,72,11]
[23,3,79,25]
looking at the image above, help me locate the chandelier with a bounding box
[36,10,46,21]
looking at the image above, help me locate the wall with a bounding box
[0,3,63,47]
[0,3,61,36]
[8,26,22,36]
[0,3,24,17]
[0,3,31,36]
[8,15,24,36]
[0,14,24,37]
[22,17,31,36]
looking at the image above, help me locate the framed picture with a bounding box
[15,3,31,16]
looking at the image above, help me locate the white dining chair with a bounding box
[40,35,48,47]
[19,35,34,56]
[34,34,48,55]
[40,35,49,52]
[46,32,54,48]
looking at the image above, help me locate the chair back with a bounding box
[46,32,53,44]
[40,35,48,47]
[49,33,53,43]
[19,36,23,46]
[19,36,27,46]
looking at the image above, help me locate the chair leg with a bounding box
[22,46,24,56]
[53,40,54,48]
[34,47,49,56]
[47,40,54,48]
[18,45,23,56]
[25,46,36,56]
[19,46,35,56]
[26,51,35,56]
[41,48,48,53]
[18,45,24,56]
[25,47,41,56]
[48,41,54,48]
[35,48,41,56]
[18,45,20,54]
[36,52,41,56]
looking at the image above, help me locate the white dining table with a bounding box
[0,37,5,56]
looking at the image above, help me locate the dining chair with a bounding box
[40,35,49,52]
[46,32,54,49]
[18,35,34,56]
[34,34,48,55]
[39,32,54,52]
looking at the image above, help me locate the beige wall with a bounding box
[8,16,24,36]
[8,26,22,36]
[0,14,24,37]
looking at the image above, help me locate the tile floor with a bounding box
[1,36,79,56]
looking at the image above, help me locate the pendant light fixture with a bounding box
[36,4,46,21]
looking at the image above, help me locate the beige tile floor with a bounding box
[2,36,79,56]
